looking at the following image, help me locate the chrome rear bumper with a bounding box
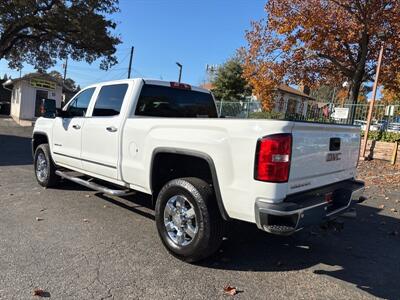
[255,180,365,235]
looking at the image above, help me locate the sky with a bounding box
[0,0,266,88]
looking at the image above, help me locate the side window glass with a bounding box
[92,84,128,117]
[66,88,95,117]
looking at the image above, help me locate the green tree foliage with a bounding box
[48,70,77,91]
[211,57,252,101]
[0,0,121,71]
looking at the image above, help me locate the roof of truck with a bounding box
[87,78,211,94]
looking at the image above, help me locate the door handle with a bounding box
[106,126,118,132]
[72,124,81,130]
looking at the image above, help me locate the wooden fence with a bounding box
[360,140,399,164]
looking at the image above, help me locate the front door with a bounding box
[35,90,48,117]
[52,87,96,169]
[81,83,129,179]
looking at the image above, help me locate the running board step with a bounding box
[55,170,135,197]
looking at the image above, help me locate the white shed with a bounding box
[273,84,316,118]
[4,73,63,123]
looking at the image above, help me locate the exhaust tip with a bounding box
[358,196,367,203]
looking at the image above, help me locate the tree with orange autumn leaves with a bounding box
[243,0,400,113]
[381,75,400,105]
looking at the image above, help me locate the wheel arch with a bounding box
[32,131,50,157]
[150,147,230,220]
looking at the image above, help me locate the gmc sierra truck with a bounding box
[32,79,365,262]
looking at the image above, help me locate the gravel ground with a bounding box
[0,119,399,300]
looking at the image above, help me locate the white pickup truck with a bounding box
[33,79,365,262]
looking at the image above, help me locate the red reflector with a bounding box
[255,134,292,182]
[40,104,45,115]
[325,192,333,203]
[170,82,191,90]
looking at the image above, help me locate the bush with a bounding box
[248,111,285,120]
[360,130,400,143]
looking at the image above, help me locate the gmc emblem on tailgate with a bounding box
[326,153,342,162]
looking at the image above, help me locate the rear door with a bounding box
[52,87,96,169]
[288,122,360,193]
[81,83,130,179]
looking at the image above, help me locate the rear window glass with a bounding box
[135,84,218,118]
[93,84,128,117]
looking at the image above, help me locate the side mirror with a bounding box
[56,108,70,118]
[40,98,56,119]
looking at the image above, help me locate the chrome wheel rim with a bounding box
[163,195,198,246]
[36,152,48,182]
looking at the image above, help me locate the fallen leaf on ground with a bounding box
[223,285,238,296]
[83,219,89,223]
[85,195,90,198]
[395,200,399,204]
[40,208,47,212]
[379,205,385,209]
[35,217,43,221]
[390,208,398,213]
[33,289,45,297]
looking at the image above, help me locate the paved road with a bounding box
[0,119,399,299]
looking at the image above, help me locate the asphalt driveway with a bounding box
[0,118,399,299]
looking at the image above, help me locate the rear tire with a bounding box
[34,144,59,188]
[155,177,224,263]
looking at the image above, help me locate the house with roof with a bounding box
[200,81,318,118]
[273,84,317,118]
[2,73,66,125]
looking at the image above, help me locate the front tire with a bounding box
[34,144,59,188]
[155,177,224,263]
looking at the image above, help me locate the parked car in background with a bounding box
[0,101,10,115]
[354,120,382,131]
[387,122,400,132]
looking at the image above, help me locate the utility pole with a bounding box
[63,57,68,84]
[128,46,134,79]
[361,43,384,159]
[176,62,182,83]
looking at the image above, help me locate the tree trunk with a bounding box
[348,32,369,124]
[348,78,362,124]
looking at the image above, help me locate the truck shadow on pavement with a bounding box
[0,134,33,166]
[202,205,400,300]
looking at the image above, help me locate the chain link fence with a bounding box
[215,100,400,132]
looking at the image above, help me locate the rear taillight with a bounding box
[170,82,191,90]
[254,133,292,182]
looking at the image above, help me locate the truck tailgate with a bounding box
[288,122,360,194]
